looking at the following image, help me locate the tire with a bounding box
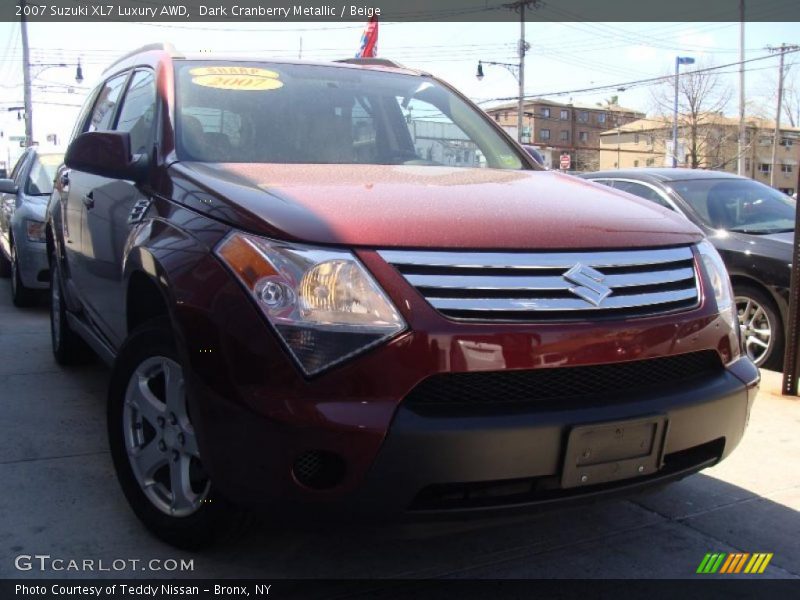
[11,243,40,307]
[735,284,784,371]
[107,318,248,549]
[0,245,10,277]
[49,247,93,365]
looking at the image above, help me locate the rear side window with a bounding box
[88,74,128,132]
[613,180,674,210]
[114,70,157,154]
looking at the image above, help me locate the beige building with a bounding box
[599,115,800,195]
[484,98,644,172]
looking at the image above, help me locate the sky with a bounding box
[0,17,798,168]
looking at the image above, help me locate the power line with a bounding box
[478,49,800,105]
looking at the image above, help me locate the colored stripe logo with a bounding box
[697,552,773,574]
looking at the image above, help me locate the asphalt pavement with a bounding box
[0,278,798,581]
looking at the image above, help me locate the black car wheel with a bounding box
[0,247,10,277]
[49,247,93,365]
[11,243,40,307]
[108,318,248,549]
[735,284,784,370]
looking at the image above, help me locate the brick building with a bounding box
[598,115,800,195]
[484,98,644,172]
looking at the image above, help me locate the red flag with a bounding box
[356,16,378,58]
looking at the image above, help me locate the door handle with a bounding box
[60,170,70,187]
[82,191,94,209]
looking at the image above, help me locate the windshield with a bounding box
[25,153,63,196]
[671,178,796,234]
[174,62,525,170]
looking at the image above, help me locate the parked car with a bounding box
[47,45,758,548]
[521,144,545,166]
[0,148,63,306]
[581,168,794,370]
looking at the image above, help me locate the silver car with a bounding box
[0,148,63,306]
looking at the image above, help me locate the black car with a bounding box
[582,168,795,370]
[522,145,546,166]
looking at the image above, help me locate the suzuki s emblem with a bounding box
[563,263,612,306]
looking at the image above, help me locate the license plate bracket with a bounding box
[561,416,667,489]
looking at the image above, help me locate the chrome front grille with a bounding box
[379,246,700,321]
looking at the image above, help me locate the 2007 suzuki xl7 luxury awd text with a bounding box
[46,45,759,548]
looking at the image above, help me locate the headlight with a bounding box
[697,239,740,361]
[215,232,406,375]
[25,219,46,243]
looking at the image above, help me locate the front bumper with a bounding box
[14,237,49,289]
[189,353,757,519]
[354,357,758,517]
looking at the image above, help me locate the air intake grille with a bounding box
[379,246,699,321]
[404,351,723,408]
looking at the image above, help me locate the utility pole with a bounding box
[768,44,800,187]
[505,1,540,143]
[20,0,33,148]
[517,3,526,144]
[737,0,746,176]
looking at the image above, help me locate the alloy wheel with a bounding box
[736,295,772,366]
[122,356,209,517]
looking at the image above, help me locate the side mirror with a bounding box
[65,131,148,183]
[0,178,18,194]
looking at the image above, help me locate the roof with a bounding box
[581,167,746,182]
[105,43,426,77]
[485,98,643,115]
[601,114,800,136]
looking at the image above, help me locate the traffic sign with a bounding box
[559,153,571,170]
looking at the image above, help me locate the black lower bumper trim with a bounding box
[409,437,724,513]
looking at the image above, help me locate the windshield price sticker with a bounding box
[190,67,283,91]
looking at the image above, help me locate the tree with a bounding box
[650,61,733,168]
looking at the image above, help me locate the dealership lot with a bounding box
[0,279,798,581]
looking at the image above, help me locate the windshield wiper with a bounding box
[728,227,794,235]
[728,228,769,234]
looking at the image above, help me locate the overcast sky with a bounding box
[0,18,797,166]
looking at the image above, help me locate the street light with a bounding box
[476,59,527,142]
[672,56,695,168]
[31,60,84,84]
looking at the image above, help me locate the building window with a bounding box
[540,129,551,141]
[494,114,500,122]
[541,107,550,118]
[577,111,589,123]
[759,136,772,146]
[646,158,655,166]
[759,163,771,174]
[745,158,751,171]
[781,138,794,147]
[781,164,793,173]
[503,112,508,121]
[597,113,606,124]
[634,160,639,167]
[560,130,570,141]
[634,134,640,144]
[560,109,569,120]
[578,131,588,142]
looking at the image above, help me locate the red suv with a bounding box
[47,45,758,548]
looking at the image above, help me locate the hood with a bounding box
[169,163,704,249]
[711,228,794,262]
